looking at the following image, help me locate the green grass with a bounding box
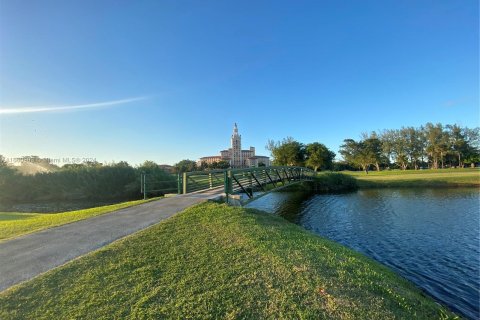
[0,198,160,241]
[345,167,478,176]
[0,203,457,319]
[343,168,480,188]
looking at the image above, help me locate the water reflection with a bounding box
[248,188,480,320]
[246,191,312,221]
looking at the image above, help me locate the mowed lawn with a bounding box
[0,203,456,319]
[0,198,160,241]
[344,168,480,188]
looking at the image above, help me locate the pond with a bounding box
[247,188,480,320]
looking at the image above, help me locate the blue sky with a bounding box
[0,0,478,165]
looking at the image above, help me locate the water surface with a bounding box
[248,188,480,319]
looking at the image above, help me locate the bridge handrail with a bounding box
[228,166,315,174]
[179,166,317,203]
[184,169,227,176]
[184,166,316,176]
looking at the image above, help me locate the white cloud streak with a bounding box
[0,96,148,115]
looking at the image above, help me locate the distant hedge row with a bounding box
[0,160,176,203]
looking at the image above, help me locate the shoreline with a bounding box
[341,170,479,189]
[0,202,458,319]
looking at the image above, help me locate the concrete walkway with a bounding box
[0,190,224,292]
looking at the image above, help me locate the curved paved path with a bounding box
[0,190,223,292]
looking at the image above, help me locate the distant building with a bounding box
[198,123,271,168]
[158,164,175,173]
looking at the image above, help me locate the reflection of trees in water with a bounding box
[271,191,314,223]
[246,191,313,223]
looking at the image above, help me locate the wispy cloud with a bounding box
[0,96,148,115]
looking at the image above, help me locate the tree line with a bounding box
[2,122,477,204]
[266,138,336,171]
[0,156,241,205]
[173,159,230,173]
[0,157,177,204]
[339,123,479,173]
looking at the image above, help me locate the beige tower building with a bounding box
[231,123,242,167]
[199,123,270,168]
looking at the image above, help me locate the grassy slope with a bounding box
[344,168,480,188]
[314,172,358,192]
[0,198,160,241]
[0,203,456,319]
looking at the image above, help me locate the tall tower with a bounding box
[231,123,243,168]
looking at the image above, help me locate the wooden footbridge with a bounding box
[178,166,316,205]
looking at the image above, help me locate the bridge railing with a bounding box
[179,166,316,203]
[225,166,316,199]
[139,166,316,201]
[140,172,178,200]
[180,169,226,194]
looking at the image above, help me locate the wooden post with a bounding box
[183,172,187,194]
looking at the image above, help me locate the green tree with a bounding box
[339,139,376,174]
[215,160,230,169]
[379,129,395,168]
[267,137,305,166]
[424,123,444,169]
[417,125,428,168]
[390,129,410,170]
[0,155,18,202]
[199,161,208,171]
[174,159,197,173]
[345,123,478,171]
[403,127,424,170]
[138,161,177,196]
[305,142,335,171]
[205,161,230,170]
[446,124,469,167]
[361,132,384,171]
[463,127,480,167]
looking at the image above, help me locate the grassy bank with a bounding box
[344,168,480,188]
[0,203,456,319]
[0,198,160,241]
[314,172,358,192]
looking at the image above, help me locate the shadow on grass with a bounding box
[0,213,38,221]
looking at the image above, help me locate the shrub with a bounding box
[314,172,358,192]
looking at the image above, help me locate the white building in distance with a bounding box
[198,123,271,168]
